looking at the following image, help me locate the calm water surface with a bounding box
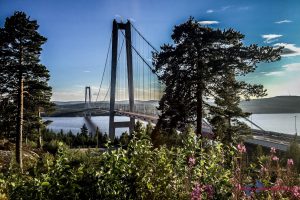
[43,116,130,137]
[44,113,300,136]
[243,113,300,135]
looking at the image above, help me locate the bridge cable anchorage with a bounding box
[130,23,158,53]
[119,30,158,76]
[95,34,112,103]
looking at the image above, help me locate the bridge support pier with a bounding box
[109,19,135,140]
[84,86,91,118]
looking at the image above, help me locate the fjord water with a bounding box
[243,113,300,135]
[43,116,131,137]
[44,113,300,136]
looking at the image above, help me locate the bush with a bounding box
[42,140,67,154]
[1,128,300,199]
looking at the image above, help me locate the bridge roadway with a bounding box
[82,108,294,151]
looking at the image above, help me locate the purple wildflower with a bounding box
[191,183,202,200]
[188,156,196,167]
[270,147,276,154]
[260,165,267,173]
[272,156,279,161]
[291,186,300,198]
[287,158,294,166]
[237,143,246,153]
[204,185,214,199]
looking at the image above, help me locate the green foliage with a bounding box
[286,141,300,172]
[2,126,234,199]
[41,128,112,150]
[154,17,282,140]
[1,126,299,199]
[0,11,54,133]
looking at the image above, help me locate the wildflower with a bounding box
[287,158,294,166]
[270,147,276,154]
[291,186,300,198]
[188,156,196,167]
[237,143,246,153]
[204,185,214,199]
[235,183,242,191]
[260,165,267,173]
[272,156,279,161]
[275,178,283,186]
[191,183,202,200]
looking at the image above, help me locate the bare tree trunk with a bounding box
[37,107,42,148]
[196,61,203,137]
[196,87,203,137]
[16,72,23,172]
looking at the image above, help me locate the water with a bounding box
[243,113,300,135]
[44,113,300,137]
[43,116,131,137]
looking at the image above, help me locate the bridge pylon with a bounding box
[109,19,135,140]
[85,86,92,118]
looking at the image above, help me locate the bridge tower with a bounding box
[109,19,135,140]
[85,86,92,118]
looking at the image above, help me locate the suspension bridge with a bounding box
[79,19,293,151]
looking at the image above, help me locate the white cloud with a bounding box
[129,18,136,22]
[264,63,300,77]
[267,78,300,97]
[262,34,282,43]
[283,63,300,71]
[198,21,219,25]
[114,14,123,21]
[83,70,91,73]
[221,6,232,11]
[206,9,214,13]
[275,19,292,24]
[274,43,300,57]
[238,6,250,10]
[265,71,284,76]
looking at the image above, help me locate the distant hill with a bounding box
[50,96,300,116]
[240,96,300,114]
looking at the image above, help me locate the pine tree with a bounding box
[0,11,53,171]
[153,17,282,139]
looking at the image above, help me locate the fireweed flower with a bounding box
[291,186,300,198]
[237,143,246,153]
[272,156,279,161]
[235,183,242,191]
[188,156,196,167]
[270,147,276,154]
[260,165,267,173]
[287,158,294,166]
[191,183,202,200]
[204,185,214,199]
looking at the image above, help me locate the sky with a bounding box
[1,0,300,101]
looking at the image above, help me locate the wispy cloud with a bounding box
[275,19,292,24]
[265,71,284,76]
[207,5,250,13]
[198,21,219,25]
[129,18,136,22]
[262,34,282,43]
[274,43,300,57]
[114,14,123,21]
[283,63,300,71]
[238,6,250,11]
[264,63,300,77]
[83,70,91,73]
[221,6,232,11]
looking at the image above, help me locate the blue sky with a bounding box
[1,0,300,101]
